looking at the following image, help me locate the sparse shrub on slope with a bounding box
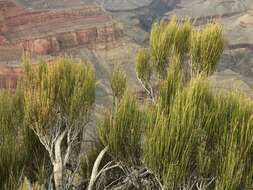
[0,87,51,190]
[0,90,25,189]
[189,23,225,77]
[98,17,253,190]
[144,76,253,189]
[210,93,253,190]
[149,17,191,79]
[141,18,253,190]
[110,67,127,100]
[22,57,95,190]
[100,91,144,166]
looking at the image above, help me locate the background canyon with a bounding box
[0,0,253,103]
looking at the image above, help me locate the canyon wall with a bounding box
[0,35,7,45]
[0,0,124,88]
[0,1,123,58]
[0,0,26,18]
[17,0,84,9]
[16,22,122,54]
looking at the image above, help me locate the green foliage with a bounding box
[140,17,224,83]
[99,91,145,165]
[144,75,253,189]
[110,66,127,101]
[0,57,95,189]
[209,93,253,190]
[21,57,96,189]
[0,90,25,189]
[0,16,244,190]
[98,16,252,190]
[22,127,50,185]
[144,77,211,188]
[150,17,192,79]
[23,57,95,133]
[0,87,49,189]
[139,19,227,189]
[171,18,192,55]
[158,53,183,115]
[136,48,151,83]
[189,23,225,76]
[19,177,44,190]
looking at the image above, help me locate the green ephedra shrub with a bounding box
[99,91,145,166]
[22,57,95,190]
[0,90,25,189]
[99,17,253,190]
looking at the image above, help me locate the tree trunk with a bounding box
[53,131,66,190]
[53,162,63,190]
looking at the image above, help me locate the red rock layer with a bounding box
[21,0,82,8]
[0,0,26,18]
[17,22,122,54]
[0,35,7,45]
[0,5,103,32]
[0,1,123,56]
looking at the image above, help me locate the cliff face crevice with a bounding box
[0,1,123,57]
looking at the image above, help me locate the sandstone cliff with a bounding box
[0,1,123,58]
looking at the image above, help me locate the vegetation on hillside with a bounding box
[1,17,252,190]
[98,18,253,190]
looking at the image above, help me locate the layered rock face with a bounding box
[16,21,122,54]
[0,35,7,45]
[0,0,124,92]
[0,0,26,18]
[0,0,123,59]
[17,0,84,9]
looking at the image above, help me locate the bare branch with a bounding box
[87,146,109,190]
[137,76,155,103]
